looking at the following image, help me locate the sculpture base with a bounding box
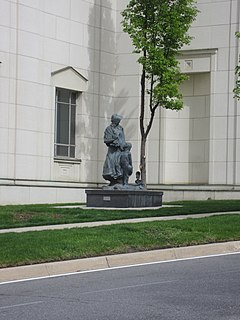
[85,189,163,208]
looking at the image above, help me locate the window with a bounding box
[55,88,77,159]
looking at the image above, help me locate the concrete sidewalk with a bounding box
[1,211,240,234]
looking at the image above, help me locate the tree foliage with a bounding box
[233,31,240,100]
[121,0,199,185]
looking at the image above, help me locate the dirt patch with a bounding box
[53,213,62,219]
[14,212,35,221]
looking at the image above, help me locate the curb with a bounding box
[1,241,239,283]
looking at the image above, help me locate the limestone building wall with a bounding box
[116,0,240,186]
[0,0,240,204]
[0,0,118,203]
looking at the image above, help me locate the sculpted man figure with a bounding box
[102,114,126,185]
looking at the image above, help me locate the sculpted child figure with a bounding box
[120,143,133,185]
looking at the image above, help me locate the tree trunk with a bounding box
[139,53,147,187]
[140,135,147,187]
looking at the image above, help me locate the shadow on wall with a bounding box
[187,73,210,184]
[76,0,134,183]
[178,73,210,184]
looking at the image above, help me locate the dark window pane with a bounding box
[56,103,69,144]
[55,88,77,159]
[56,145,68,157]
[70,146,75,158]
[70,105,76,144]
[71,92,76,105]
[57,88,70,103]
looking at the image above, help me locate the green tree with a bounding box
[233,31,240,100]
[121,0,198,186]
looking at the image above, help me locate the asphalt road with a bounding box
[0,253,239,320]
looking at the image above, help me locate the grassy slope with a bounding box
[0,200,240,229]
[0,214,239,268]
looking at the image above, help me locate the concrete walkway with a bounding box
[0,211,239,283]
[1,211,240,234]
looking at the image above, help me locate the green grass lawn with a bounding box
[0,214,239,268]
[0,199,240,229]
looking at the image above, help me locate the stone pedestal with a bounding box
[85,189,163,208]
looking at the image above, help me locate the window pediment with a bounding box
[177,49,218,74]
[51,66,88,92]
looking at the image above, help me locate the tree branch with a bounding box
[149,74,154,112]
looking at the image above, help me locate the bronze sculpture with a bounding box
[86,115,163,207]
[102,114,144,189]
[102,114,126,185]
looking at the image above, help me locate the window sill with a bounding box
[54,157,82,164]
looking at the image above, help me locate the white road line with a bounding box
[0,301,44,310]
[78,280,178,296]
[0,251,239,286]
